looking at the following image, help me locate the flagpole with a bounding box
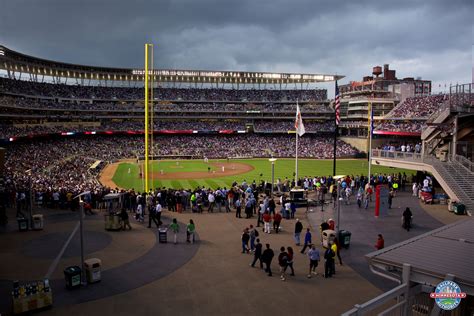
[333,120,337,177]
[368,102,373,181]
[295,100,299,186]
[295,130,298,186]
[333,81,339,176]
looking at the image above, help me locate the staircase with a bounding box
[427,157,474,213]
[371,150,474,214]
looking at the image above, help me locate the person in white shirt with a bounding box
[208,192,215,212]
[155,202,163,226]
[136,204,144,222]
[412,183,419,197]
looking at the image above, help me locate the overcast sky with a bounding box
[0,0,472,95]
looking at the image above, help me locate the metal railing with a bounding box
[449,83,473,112]
[371,149,423,161]
[342,264,413,316]
[453,154,474,173]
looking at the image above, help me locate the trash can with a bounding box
[64,266,82,289]
[84,258,101,283]
[339,230,352,249]
[453,204,466,215]
[17,217,29,232]
[159,228,168,243]
[32,214,44,230]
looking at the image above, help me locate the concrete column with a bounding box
[452,115,458,160]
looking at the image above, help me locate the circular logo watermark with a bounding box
[430,281,466,310]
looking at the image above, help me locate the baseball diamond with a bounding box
[101,158,414,190]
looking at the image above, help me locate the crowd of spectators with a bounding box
[388,95,448,119]
[0,78,327,102]
[4,135,358,195]
[375,142,422,153]
[1,119,343,138]
[254,121,334,132]
[0,121,236,138]
[0,95,331,113]
[375,120,425,133]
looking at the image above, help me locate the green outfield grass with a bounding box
[111,158,415,191]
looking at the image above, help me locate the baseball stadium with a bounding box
[0,37,473,316]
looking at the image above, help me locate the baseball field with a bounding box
[100,158,414,191]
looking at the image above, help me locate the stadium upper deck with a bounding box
[0,45,343,86]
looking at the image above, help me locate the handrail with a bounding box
[371,149,423,161]
[453,154,474,173]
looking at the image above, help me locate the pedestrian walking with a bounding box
[403,207,413,231]
[273,212,282,233]
[388,190,394,209]
[250,238,263,268]
[286,247,295,276]
[120,208,132,230]
[290,201,297,219]
[331,241,338,274]
[155,202,163,226]
[324,243,335,278]
[169,218,180,244]
[147,202,160,228]
[249,224,258,251]
[375,234,384,250]
[263,212,272,234]
[241,228,250,253]
[300,228,312,254]
[294,219,303,245]
[307,244,320,278]
[261,244,274,276]
[278,247,289,281]
[333,237,343,265]
[357,188,363,208]
[235,198,242,218]
[208,192,215,213]
[186,219,195,243]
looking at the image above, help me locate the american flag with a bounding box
[335,81,340,125]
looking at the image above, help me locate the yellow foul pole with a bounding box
[144,44,150,192]
[150,45,154,185]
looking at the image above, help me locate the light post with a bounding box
[336,181,341,234]
[74,191,90,286]
[25,169,33,229]
[268,158,277,197]
[333,175,344,234]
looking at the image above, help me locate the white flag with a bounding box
[295,103,305,136]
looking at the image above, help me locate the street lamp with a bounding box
[74,191,90,286]
[268,158,277,197]
[25,169,33,229]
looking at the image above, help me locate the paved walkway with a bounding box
[1,192,466,315]
[306,191,464,292]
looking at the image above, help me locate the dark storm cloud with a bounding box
[0,0,471,92]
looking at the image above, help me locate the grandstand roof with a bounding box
[0,45,344,85]
[366,219,474,295]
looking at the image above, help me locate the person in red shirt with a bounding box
[263,212,272,234]
[375,234,384,250]
[273,212,282,233]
